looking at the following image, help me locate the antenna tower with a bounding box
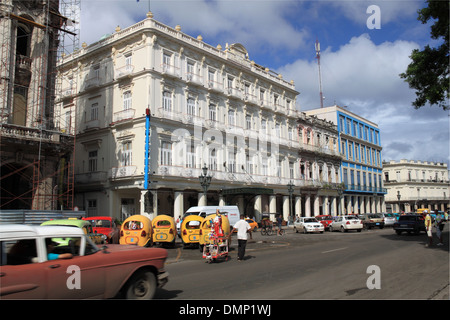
[315,39,324,108]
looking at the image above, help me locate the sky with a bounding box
[75,0,449,165]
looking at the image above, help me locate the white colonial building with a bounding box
[383,159,449,212]
[56,13,344,222]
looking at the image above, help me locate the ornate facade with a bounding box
[56,13,344,222]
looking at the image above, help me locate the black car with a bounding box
[393,215,426,235]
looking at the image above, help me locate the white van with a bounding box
[177,206,241,235]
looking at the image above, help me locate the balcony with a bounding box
[110,166,137,179]
[112,108,135,124]
[115,65,134,79]
[75,171,107,184]
[161,63,180,78]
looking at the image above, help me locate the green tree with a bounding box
[400,0,449,110]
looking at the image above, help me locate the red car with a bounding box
[82,216,119,244]
[315,215,333,230]
[0,224,168,299]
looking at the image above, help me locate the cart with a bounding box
[202,213,229,263]
[202,234,229,263]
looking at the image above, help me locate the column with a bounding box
[283,195,290,221]
[269,195,277,213]
[323,195,329,215]
[331,196,337,216]
[313,195,320,217]
[174,191,184,222]
[254,195,262,221]
[295,195,302,218]
[198,192,206,206]
[305,194,311,217]
[354,196,359,214]
[360,196,365,214]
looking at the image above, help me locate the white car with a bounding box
[294,217,324,234]
[381,213,396,227]
[330,215,363,232]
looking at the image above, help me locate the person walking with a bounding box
[424,210,433,247]
[434,210,444,246]
[230,214,252,261]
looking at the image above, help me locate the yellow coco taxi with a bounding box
[120,215,153,247]
[180,215,204,248]
[152,215,176,247]
[199,213,231,252]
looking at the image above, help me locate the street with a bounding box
[156,224,449,300]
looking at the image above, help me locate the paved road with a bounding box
[156,224,449,300]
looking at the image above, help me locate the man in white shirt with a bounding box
[230,215,252,261]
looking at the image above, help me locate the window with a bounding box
[163,91,172,112]
[87,199,97,216]
[246,115,252,130]
[163,53,172,69]
[1,239,37,265]
[227,77,234,90]
[289,162,294,179]
[187,60,195,77]
[209,148,217,171]
[161,142,172,166]
[186,97,196,116]
[121,141,132,166]
[123,91,132,110]
[88,150,98,172]
[261,119,267,133]
[209,104,216,121]
[228,110,235,127]
[90,103,98,121]
[186,144,196,168]
[228,150,236,173]
[125,53,132,71]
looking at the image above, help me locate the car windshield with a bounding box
[89,219,111,228]
[346,216,357,220]
[304,218,318,223]
[156,220,172,228]
[316,216,331,221]
[384,214,394,217]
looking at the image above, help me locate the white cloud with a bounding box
[277,33,449,164]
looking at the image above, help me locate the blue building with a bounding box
[306,105,386,214]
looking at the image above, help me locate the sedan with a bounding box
[0,224,168,299]
[330,215,363,232]
[294,217,324,234]
[381,213,396,227]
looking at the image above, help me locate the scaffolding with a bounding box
[0,0,80,211]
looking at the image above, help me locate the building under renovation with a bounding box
[0,0,79,210]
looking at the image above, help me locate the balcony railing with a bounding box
[112,108,135,124]
[110,166,137,179]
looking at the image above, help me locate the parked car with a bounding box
[315,215,333,230]
[294,217,324,234]
[82,216,119,244]
[152,215,176,247]
[393,214,426,235]
[0,224,168,299]
[360,213,385,229]
[330,215,363,232]
[381,213,396,227]
[41,219,106,244]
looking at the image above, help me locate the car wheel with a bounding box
[303,228,307,234]
[124,270,157,300]
[340,226,346,233]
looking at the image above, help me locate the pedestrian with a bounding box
[277,214,283,236]
[434,210,444,246]
[230,214,252,261]
[424,210,433,247]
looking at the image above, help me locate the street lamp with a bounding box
[199,165,212,205]
[287,180,295,221]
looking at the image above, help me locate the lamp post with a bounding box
[287,180,295,221]
[199,165,212,205]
